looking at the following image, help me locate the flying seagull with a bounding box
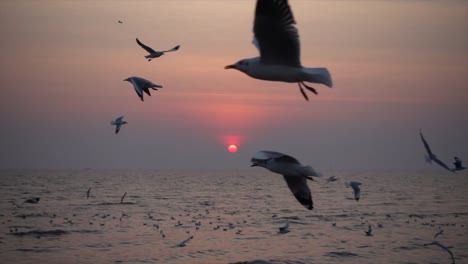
[344,181,361,201]
[110,116,127,134]
[423,242,455,264]
[136,38,180,61]
[419,130,455,173]
[123,76,162,101]
[225,0,333,101]
[250,150,320,210]
[176,236,194,247]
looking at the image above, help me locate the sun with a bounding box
[227,144,238,153]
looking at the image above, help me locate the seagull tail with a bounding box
[302,67,333,88]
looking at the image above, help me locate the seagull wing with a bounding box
[419,131,434,157]
[254,0,301,66]
[258,151,301,164]
[432,157,456,173]
[162,45,180,53]
[136,38,156,53]
[283,175,313,210]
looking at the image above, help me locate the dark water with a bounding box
[0,169,467,264]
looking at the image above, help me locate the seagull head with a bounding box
[251,157,270,168]
[225,58,255,73]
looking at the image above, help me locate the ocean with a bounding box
[0,169,467,264]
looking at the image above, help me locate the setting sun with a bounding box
[227,144,238,153]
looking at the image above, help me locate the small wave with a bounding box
[11,229,69,237]
[325,251,359,257]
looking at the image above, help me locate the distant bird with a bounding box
[419,130,455,173]
[24,197,40,204]
[365,225,373,236]
[423,242,455,264]
[278,223,290,234]
[120,192,127,204]
[251,150,320,210]
[434,229,444,239]
[176,236,193,247]
[326,176,338,183]
[224,0,332,101]
[344,181,362,201]
[123,76,162,101]
[110,116,127,134]
[453,157,466,171]
[118,20,123,24]
[86,187,91,199]
[136,38,180,61]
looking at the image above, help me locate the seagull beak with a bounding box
[250,160,258,167]
[224,64,236,69]
[123,78,129,81]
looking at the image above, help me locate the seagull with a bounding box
[176,236,194,247]
[136,38,180,61]
[24,197,40,204]
[326,176,338,183]
[423,242,456,264]
[278,223,290,234]
[344,181,361,201]
[120,192,127,204]
[86,187,91,199]
[123,76,162,101]
[118,20,123,24]
[419,130,455,173]
[250,150,320,210]
[365,225,373,236]
[110,116,127,134]
[225,0,333,101]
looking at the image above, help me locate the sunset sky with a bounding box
[0,0,467,170]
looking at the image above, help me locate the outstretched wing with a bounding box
[419,131,434,157]
[283,175,313,210]
[136,38,156,53]
[162,45,180,53]
[254,0,301,66]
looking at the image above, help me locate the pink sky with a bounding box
[0,0,467,170]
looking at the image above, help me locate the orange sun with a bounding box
[227,144,238,153]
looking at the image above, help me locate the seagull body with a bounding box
[434,229,444,239]
[225,0,333,101]
[419,131,455,173]
[251,150,320,210]
[365,225,373,236]
[110,116,127,134]
[24,197,40,204]
[176,236,194,247]
[136,38,180,61]
[344,181,361,201]
[123,76,162,101]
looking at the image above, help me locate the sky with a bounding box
[0,0,467,171]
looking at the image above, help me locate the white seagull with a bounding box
[225,0,333,101]
[110,116,127,134]
[250,150,320,210]
[419,130,455,173]
[344,181,361,201]
[136,38,180,61]
[123,76,162,101]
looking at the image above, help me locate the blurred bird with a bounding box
[110,116,127,134]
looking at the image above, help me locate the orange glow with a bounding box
[227,144,238,153]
